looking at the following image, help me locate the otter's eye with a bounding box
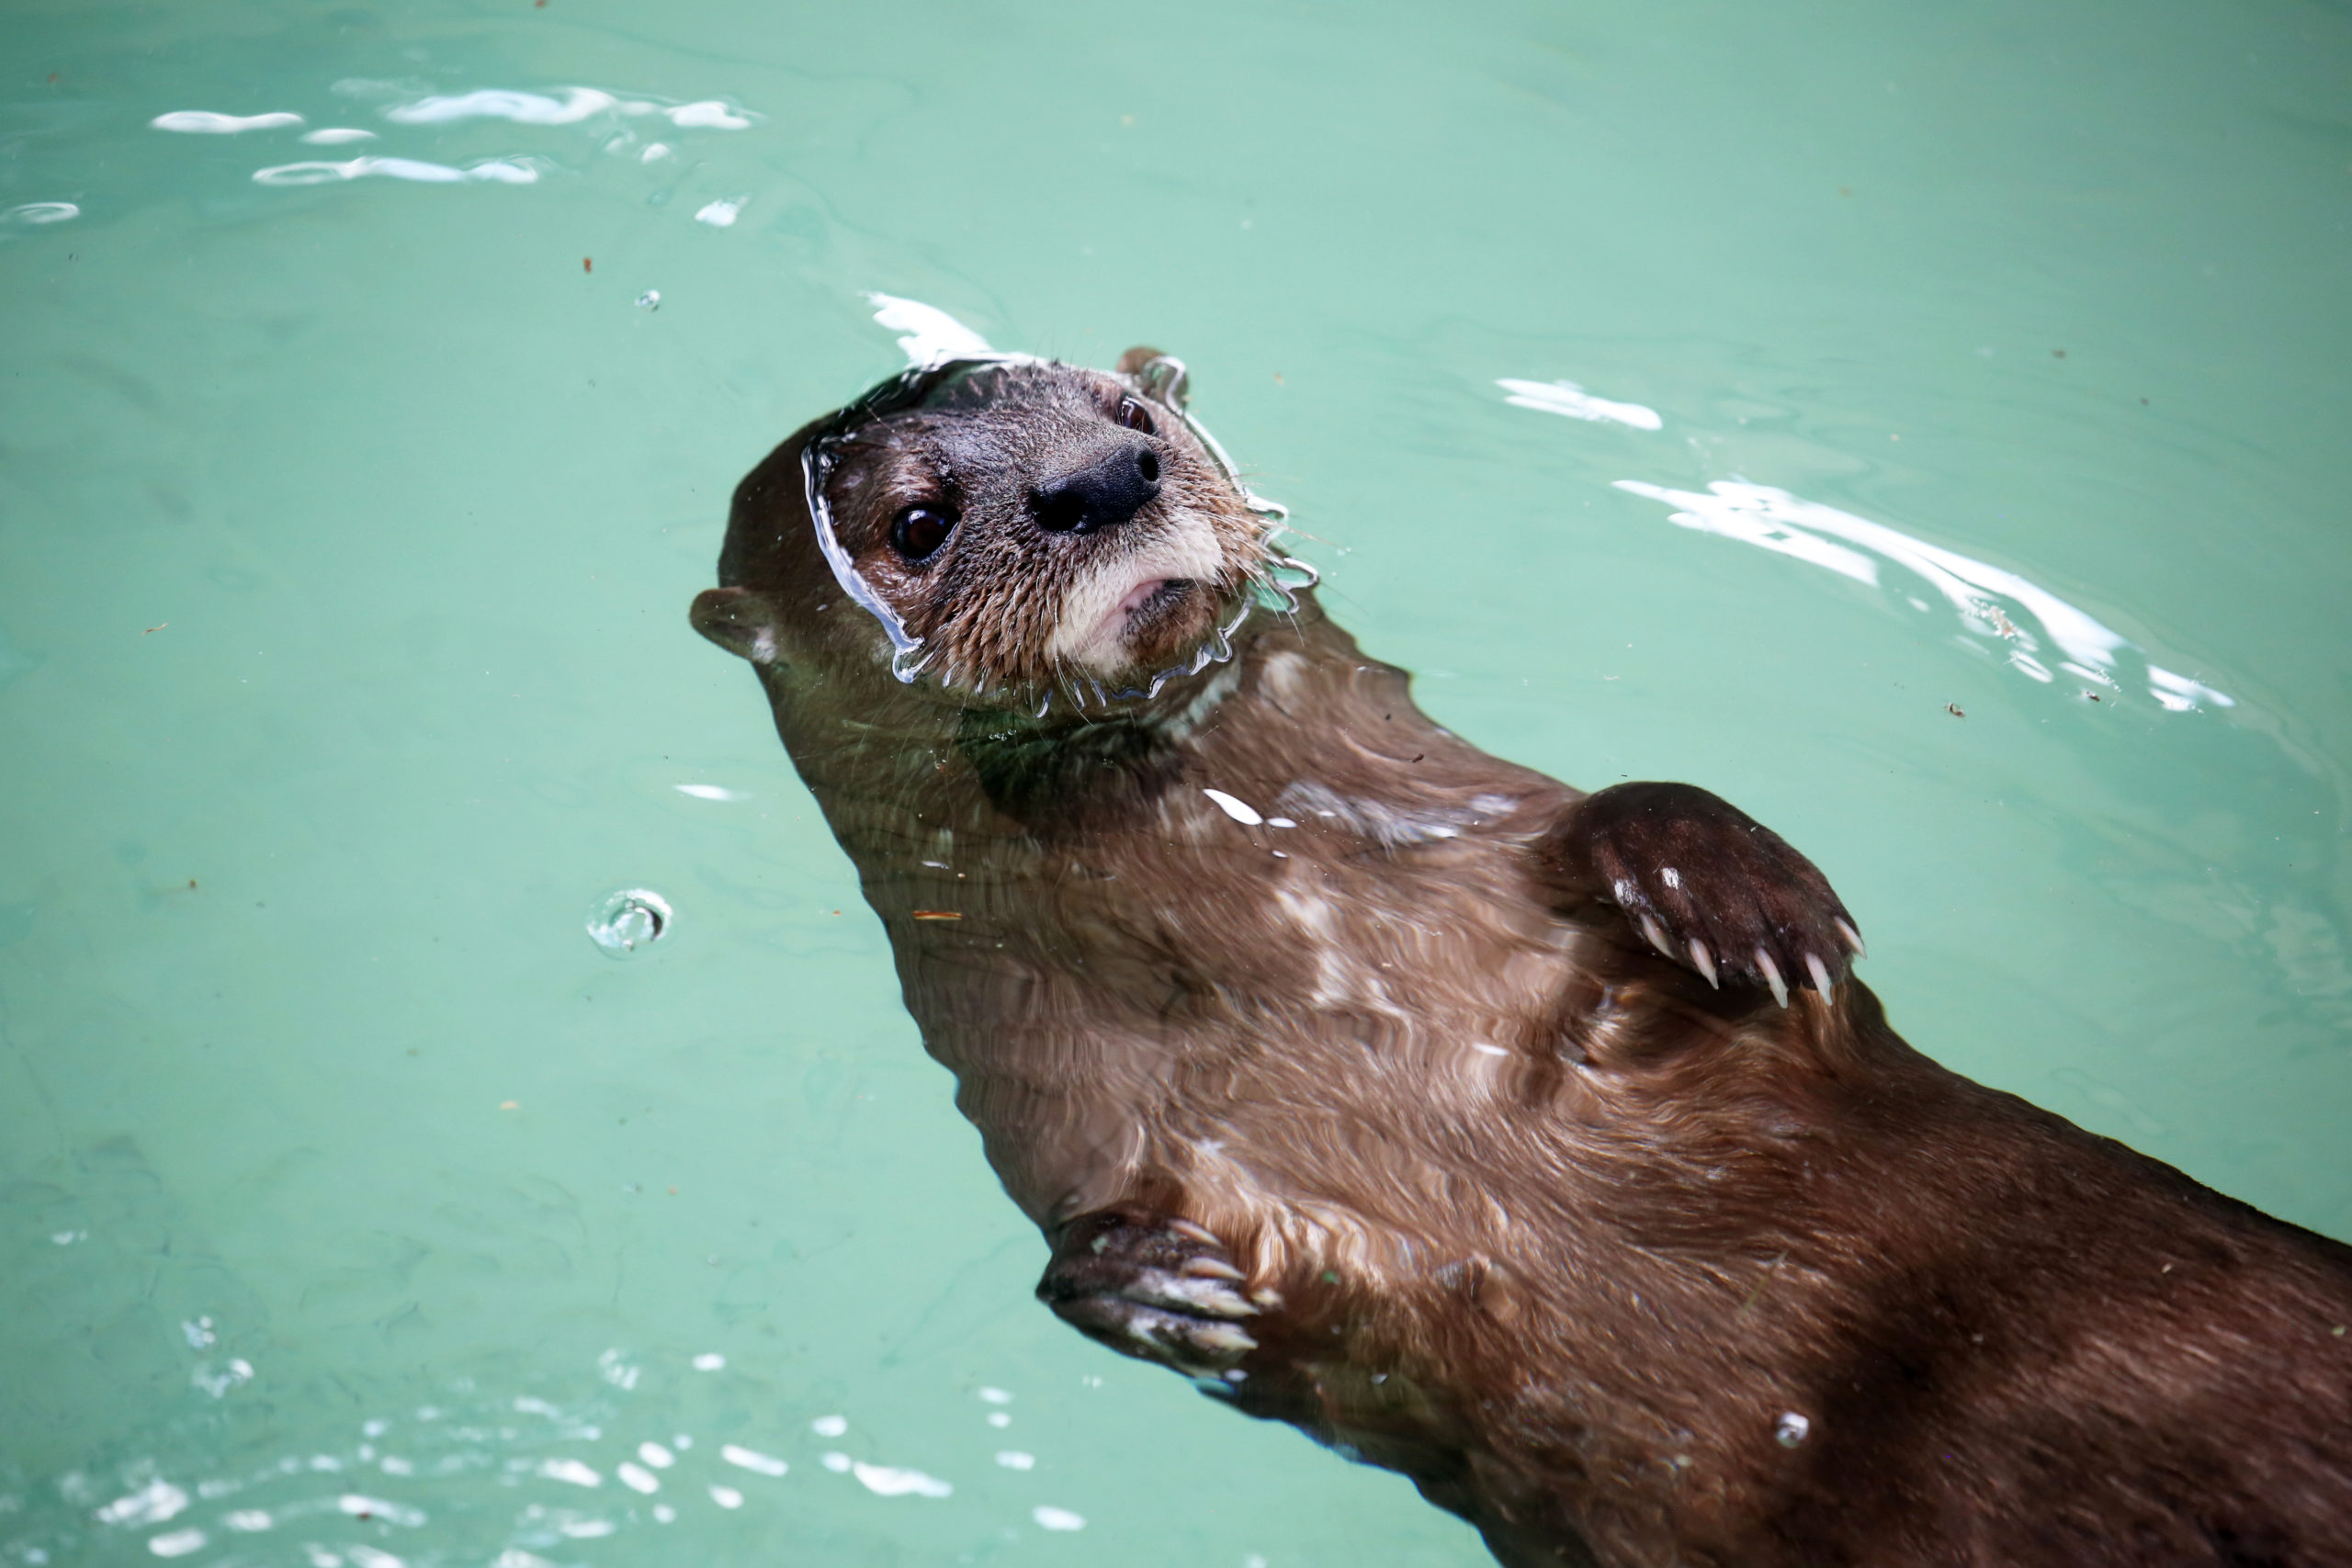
[889,503,956,562]
[1114,396,1156,434]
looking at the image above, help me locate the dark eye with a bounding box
[889,503,956,561]
[1114,396,1156,434]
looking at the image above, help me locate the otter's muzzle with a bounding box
[1031,441,1161,536]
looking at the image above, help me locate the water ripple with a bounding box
[1614,478,2235,713]
[251,157,542,188]
[1,201,80,227]
[380,87,753,131]
[152,111,305,134]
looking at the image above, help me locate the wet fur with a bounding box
[817,363,1264,694]
[693,358,2352,1567]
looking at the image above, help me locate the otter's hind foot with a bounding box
[1039,1209,1260,1374]
[1537,780,1864,1005]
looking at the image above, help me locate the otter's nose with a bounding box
[1030,441,1161,535]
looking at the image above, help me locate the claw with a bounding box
[1834,918,1867,959]
[1166,1275,1257,1318]
[1804,952,1834,998]
[1094,1303,1256,1367]
[1755,948,1790,1010]
[1639,914,1677,962]
[1169,1218,1221,1247]
[1181,1255,1246,1282]
[1688,938,1719,989]
[1187,1322,1260,1355]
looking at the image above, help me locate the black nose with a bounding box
[1030,442,1161,535]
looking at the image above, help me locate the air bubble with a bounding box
[588,889,673,956]
[635,290,661,310]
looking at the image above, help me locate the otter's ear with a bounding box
[1116,345,1190,410]
[690,586,787,667]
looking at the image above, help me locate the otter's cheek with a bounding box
[1043,512,1227,677]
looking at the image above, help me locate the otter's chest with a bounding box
[880,801,1587,1063]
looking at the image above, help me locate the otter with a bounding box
[690,347,2352,1567]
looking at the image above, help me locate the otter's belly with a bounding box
[881,828,1630,1260]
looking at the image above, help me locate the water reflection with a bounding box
[0,202,79,228]
[1500,374,2239,716]
[868,292,995,364]
[252,157,542,188]
[1614,477,2236,713]
[151,111,305,134]
[1497,377,1661,431]
[142,82,758,203]
[380,88,754,131]
[3,1344,1074,1568]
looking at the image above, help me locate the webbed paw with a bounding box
[1540,781,1864,1005]
[1038,1209,1261,1374]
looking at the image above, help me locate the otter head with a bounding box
[692,348,1272,711]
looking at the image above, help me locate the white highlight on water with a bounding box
[253,157,538,187]
[1612,479,2236,713]
[720,1444,788,1477]
[1498,378,1664,431]
[382,88,753,130]
[537,1459,600,1487]
[867,292,995,366]
[851,1462,952,1499]
[153,110,303,133]
[96,1482,188,1527]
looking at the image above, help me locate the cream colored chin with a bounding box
[1044,511,1227,678]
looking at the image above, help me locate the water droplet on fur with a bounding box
[1774,1411,1810,1447]
[588,888,673,956]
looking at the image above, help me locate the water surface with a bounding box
[3,0,2348,1562]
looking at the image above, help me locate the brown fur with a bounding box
[692,355,2352,1567]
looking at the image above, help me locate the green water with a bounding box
[3,0,2348,1562]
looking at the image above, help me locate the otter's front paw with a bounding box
[1540,781,1864,1006]
[1038,1209,1260,1374]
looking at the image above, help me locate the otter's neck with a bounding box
[768,599,1316,838]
